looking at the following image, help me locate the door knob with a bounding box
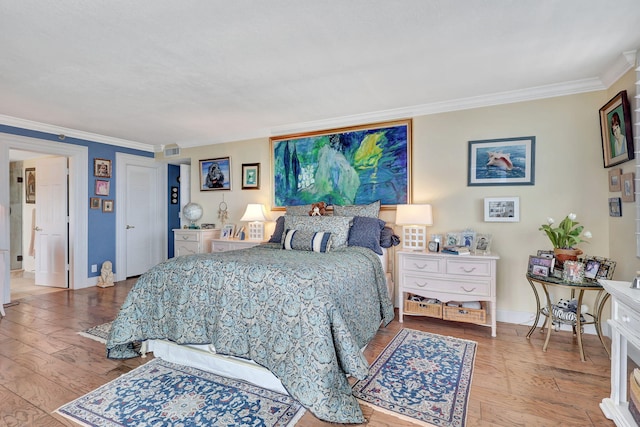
[126,225,135,229]
[34,226,42,231]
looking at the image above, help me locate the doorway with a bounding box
[9,151,69,294]
[0,134,88,307]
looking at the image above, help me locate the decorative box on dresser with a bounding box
[211,239,263,252]
[173,229,221,257]
[600,279,640,427]
[398,250,499,337]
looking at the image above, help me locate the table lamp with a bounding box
[240,203,270,241]
[395,204,433,251]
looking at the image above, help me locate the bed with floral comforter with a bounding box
[106,243,394,423]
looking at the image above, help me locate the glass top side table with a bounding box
[525,273,610,361]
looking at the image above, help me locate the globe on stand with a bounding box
[182,202,203,229]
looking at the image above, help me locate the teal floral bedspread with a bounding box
[106,244,394,423]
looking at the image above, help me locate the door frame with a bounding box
[115,153,167,282]
[0,134,89,305]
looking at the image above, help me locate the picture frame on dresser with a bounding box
[474,233,492,254]
[221,224,235,239]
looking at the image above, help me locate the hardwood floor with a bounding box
[0,278,624,426]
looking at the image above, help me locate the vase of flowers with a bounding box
[539,213,592,265]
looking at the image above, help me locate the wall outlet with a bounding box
[91,264,97,273]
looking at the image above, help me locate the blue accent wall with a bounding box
[1,124,154,278]
[167,164,181,258]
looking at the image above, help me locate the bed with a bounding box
[106,211,396,424]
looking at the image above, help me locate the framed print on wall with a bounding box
[621,172,635,202]
[270,119,411,209]
[241,163,260,190]
[484,197,520,222]
[199,157,231,191]
[95,179,110,196]
[599,90,634,168]
[102,199,114,213]
[609,197,622,217]
[25,167,36,204]
[94,158,112,178]
[608,168,621,191]
[468,136,535,186]
[90,197,101,209]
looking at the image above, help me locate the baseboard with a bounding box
[496,309,606,337]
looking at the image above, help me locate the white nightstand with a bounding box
[173,229,221,257]
[211,239,263,252]
[398,250,499,337]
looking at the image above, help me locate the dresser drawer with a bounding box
[400,254,444,274]
[446,258,492,277]
[402,273,492,297]
[175,232,201,242]
[616,301,640,334]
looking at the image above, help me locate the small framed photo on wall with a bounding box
[608,168,621,192]
[621,172,635,202]
[95,179,110,196]
[242,163,260,189]
[484,197,520,222]
[609,197,622,217]
[90,197,101,209]
[103,200,114,213]
[94,158,112,178]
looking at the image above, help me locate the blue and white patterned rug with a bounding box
[55,358,305,427]
[78,321,113,344]
[352,328,476,427]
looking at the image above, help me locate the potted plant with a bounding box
[539,213,592,264]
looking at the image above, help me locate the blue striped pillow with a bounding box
[282,229,332,253]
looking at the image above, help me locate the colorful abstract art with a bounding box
[271,120,411,208]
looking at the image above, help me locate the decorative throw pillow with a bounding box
[333,200,380,218]
[285,204,313,216]
[268,216,286,243]
[348,216,385,255]
[282,229,332,253]
[283,215,353,248]
[380,226,401,248]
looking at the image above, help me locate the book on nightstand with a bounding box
[441,245,471,255]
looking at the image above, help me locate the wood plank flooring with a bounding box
[0,278,624,426]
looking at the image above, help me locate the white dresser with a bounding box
[600,279,640,426]
[173,229,221,257]
[398,251,499,337]
[211,239,263,252]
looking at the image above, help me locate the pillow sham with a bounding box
[283,215,353,248]
[267,216,286,243]
[285,204,313,216]
[333,200,380,218]
[282,229,332,253]
[348,216,385,255]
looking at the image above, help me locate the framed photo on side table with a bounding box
[221,224,235,239]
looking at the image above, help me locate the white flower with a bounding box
[568,213,576,221]
[584,231,592,239]
[547,217,554,225]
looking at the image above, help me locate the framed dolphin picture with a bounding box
[468,136,536,186]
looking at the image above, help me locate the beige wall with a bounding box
[160,69,640,323]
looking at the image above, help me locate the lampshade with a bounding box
[240,204,269,222]
[240,204,270,241]
[395,204,433,226]
[395,204,433,251]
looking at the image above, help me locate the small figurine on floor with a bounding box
[97,261,114,288]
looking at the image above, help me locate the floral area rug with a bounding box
[352,328,476,427]
[55,358,305,426]
[78,321,113,344]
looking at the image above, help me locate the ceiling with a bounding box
[1,1,640,153]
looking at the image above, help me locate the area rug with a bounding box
[78,321,112,344]
[352,328,476,427]
[55,358,305,427]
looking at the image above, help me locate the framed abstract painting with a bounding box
[270,119,412,209]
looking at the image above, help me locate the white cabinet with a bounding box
[211,239,262,252]
[599,279,640,426]
[398,251,499,337]
[173,229,220,257]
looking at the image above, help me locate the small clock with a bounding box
[428,241,440,252]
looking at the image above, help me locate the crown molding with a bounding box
[600,50,637,88]
[0,114,157,153]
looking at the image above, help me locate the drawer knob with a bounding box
[460,267,476,273]
[622,315,631,323]
[461,286,476,293]
[182,236,189,240]
[413,263,428,270]
[412,280,428,288]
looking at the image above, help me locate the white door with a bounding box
[125,164,158,277]
[34,156,68,288]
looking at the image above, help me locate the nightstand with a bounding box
[173,229,221,257]
[398,250,499,337]
[211,239,263,252]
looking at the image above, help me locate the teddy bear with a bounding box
[309,201,327,216]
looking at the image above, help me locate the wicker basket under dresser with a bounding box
[398,250,499,337]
